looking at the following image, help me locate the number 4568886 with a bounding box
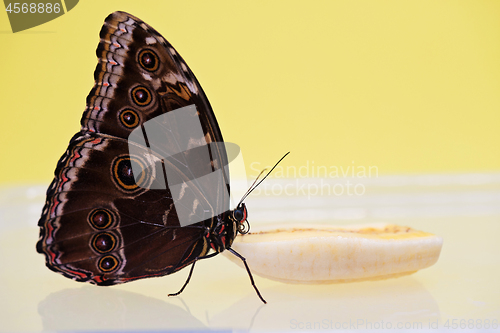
[6,3,61,14]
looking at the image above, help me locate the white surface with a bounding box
[0,174,499,332]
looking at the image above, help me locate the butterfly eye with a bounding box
[233,203,247,222]
[138,49,159,72]
[98,255,119,272]
[131,86,152,106]
[119,109,140,128]
[233,209,243,221]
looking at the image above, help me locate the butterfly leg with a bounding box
[227,248,267,304]
[168,252,219,297]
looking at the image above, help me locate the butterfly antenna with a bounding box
[238,152,290,206]
[239,169,267,202]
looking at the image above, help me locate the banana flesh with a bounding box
[224,223,443,283]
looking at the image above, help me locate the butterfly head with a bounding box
[232,203,250,234]
[230,153,290,237]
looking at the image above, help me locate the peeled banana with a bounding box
[224,223,443,283]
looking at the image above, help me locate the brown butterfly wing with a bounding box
[37,11,229,285]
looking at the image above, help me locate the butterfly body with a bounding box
[36,11,264,302]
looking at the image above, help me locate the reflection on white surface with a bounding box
[0,174,499,332]
[39,287,206,331]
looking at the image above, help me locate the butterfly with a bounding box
[37,11,267,303]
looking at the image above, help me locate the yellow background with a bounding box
[1,0,499,184]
